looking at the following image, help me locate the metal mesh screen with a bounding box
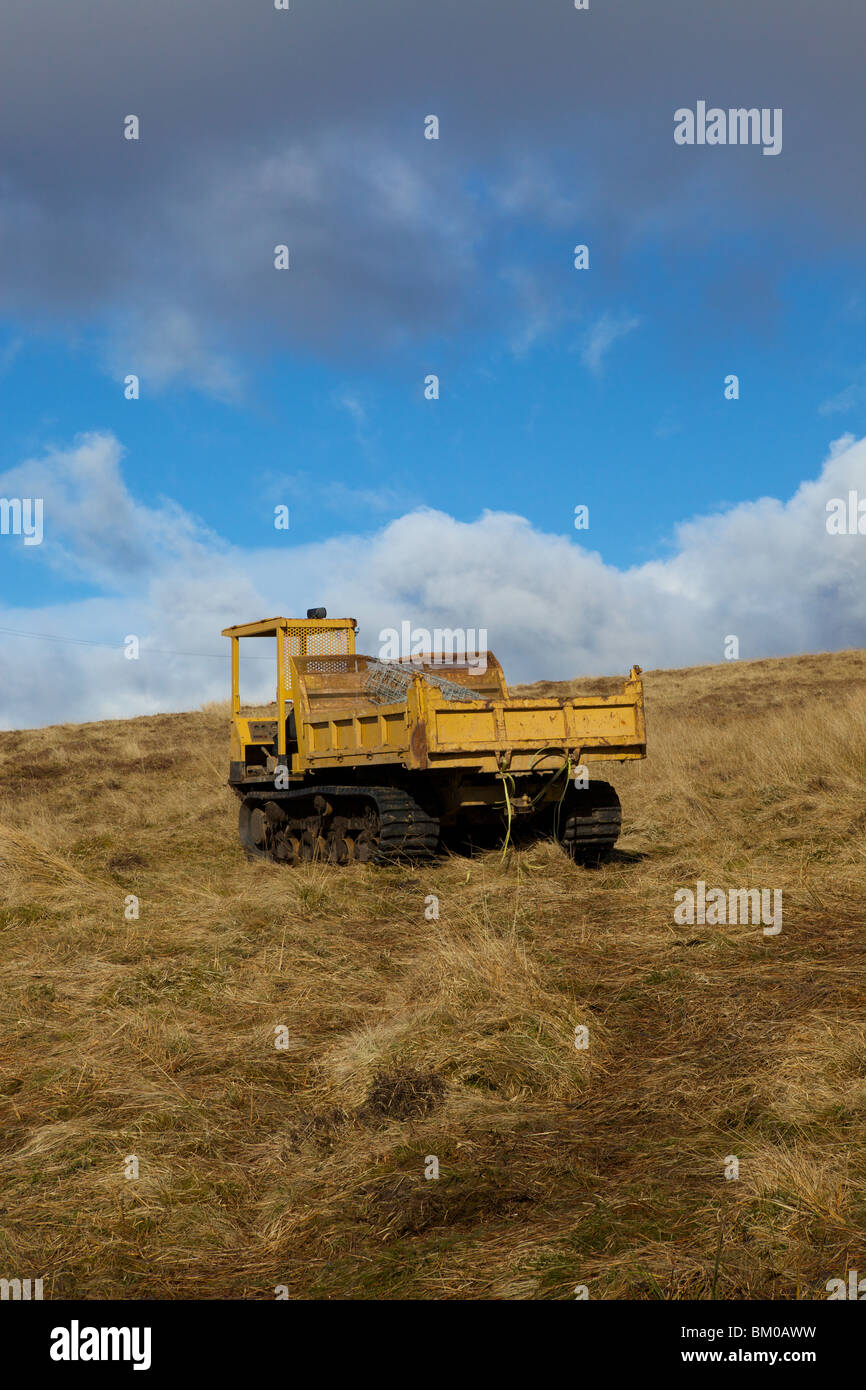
[363,659,479,706]
[283,627,351,685]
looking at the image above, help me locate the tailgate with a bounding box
[421,668,646,770]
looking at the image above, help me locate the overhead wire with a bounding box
[0,624,272,660]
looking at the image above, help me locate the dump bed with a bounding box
[289,652,645,775]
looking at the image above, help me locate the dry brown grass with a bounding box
[1,648,865,1299]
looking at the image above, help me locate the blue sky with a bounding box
[3,257,863,589]
[1,260,862,607]
[0,0,865,725]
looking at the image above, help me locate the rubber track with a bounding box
[557,780,622,857]
[242,784,439,864]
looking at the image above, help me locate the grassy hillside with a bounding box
[1,649,865,1300]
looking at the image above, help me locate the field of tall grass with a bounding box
[1,649,865,1298]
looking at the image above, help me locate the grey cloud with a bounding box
[0,2,863,385]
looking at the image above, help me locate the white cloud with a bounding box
[819,369,866,416]
[580,311,641,374]
[105,307,244,402]
[1,432,865,729]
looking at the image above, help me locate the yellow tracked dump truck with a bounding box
[222,610,646,866]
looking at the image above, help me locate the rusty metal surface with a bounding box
[409,717,429,769]
[226,621,647,778]
[289,653,646,774]
[247,720,277,742]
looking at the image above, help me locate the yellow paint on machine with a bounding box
[222,615,646,777]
